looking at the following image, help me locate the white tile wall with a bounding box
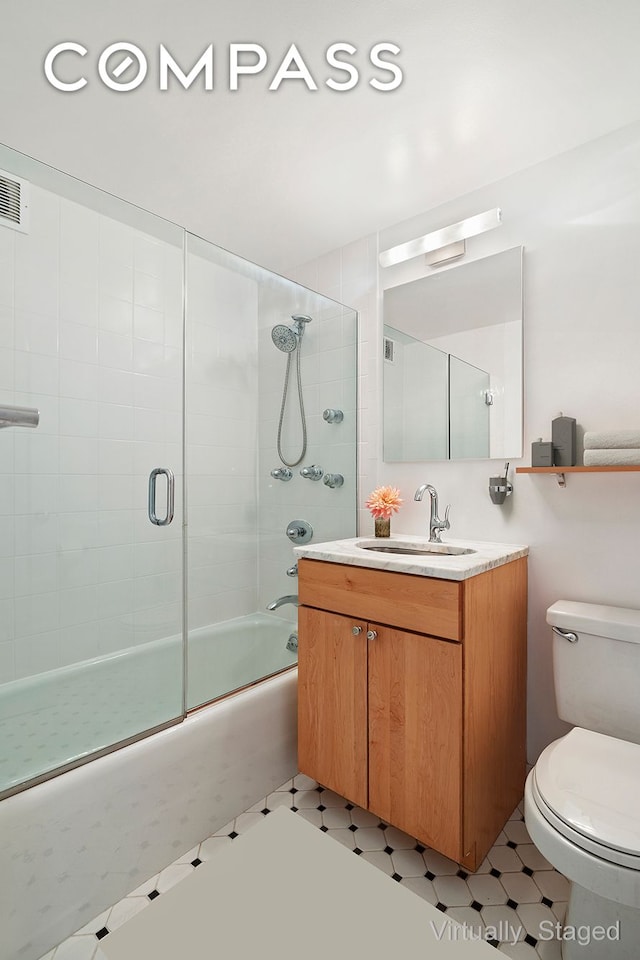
[0,185,183,684]
[257,289,358,618]
[184,248,259,638]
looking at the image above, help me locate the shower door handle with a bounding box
[148,468,175,526]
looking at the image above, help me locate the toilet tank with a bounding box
[548,600,640,744]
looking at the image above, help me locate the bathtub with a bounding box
[0,613,298,960]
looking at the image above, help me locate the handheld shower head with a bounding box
[291,315,312,337]
[271,324,298,353]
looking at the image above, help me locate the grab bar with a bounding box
[0,404,39,429]
[148,468,175,526]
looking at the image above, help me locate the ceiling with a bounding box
[2,0,640,273]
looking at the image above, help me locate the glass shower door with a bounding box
[0,145,185,796]
[449,355,490,458]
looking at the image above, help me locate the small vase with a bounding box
[374,517,391,538]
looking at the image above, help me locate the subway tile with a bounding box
[134,236,166,278]
[14,351,59,396]
[99,218,134,265]
[14,473,58,516]
[58,549,99,590]
[98,330,133,371]
[0,640,15,683]
[59,584,100,628]
[0,598,14,642]
[59,620,100,666]
[133,304,164,343]
[59,398,99,438]
[14,591,59,638]
[134,271,163,311]
[59,359,98,401]
[133,338,164,376]
[60,322,98,364]
[96,510,136,547]
[99,294,133,337]
[97,579,134,619]
[58,513,99,552]
[100,259,133,302]
[14,513,58,555]
[59,281,98,328]
[99,403,134,441]
[59,475,99,513]
[14,308,59,356]
[59,437,99,475]
[14,629,60,678]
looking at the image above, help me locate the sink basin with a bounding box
[355,540,476,557]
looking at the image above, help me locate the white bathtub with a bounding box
[0,614,298,960]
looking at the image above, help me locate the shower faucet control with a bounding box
[286,519,313,544]
[323,408,344,424]
[323,473,344,489]
[286,563,298,577]
[270,467,293,481]
[300,464,323,481]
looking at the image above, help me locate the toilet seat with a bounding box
[533,727,640,871]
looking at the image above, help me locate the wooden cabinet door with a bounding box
[368,624,463,860]
[297,606,368,808]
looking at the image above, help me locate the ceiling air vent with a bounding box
[384,337,395,363]
[0,169,30,234]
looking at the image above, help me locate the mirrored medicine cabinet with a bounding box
[382,245,523,461]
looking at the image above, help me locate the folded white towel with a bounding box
[584,430,640,449]
[583,449,640,466]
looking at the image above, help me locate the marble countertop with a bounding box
[294,534,528,581]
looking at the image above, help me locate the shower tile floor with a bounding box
[39,775,569,960]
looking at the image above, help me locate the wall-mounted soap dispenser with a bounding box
[489,462,513,505]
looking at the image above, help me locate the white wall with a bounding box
[288,121,640,762]
[0,185,183,683]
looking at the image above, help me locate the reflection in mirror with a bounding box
[383,327,448,460]
[382,246,523,461]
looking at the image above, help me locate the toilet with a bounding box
[524,600,640,960]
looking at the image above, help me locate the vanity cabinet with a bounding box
[297,556,527,871]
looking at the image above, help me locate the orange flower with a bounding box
[365,485,403,520]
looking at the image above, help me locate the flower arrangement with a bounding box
[365,485,403,519]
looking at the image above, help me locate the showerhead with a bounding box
[271,315,313,352]
[271,324,298,353]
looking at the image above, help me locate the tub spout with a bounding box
[266,595,299,611]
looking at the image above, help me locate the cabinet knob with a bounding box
[352,625,363,635]
[366,630,377,640]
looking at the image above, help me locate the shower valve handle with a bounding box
[286,519,313,544]
[300,465,323,480]
[323,473,344,489]
[271,467,293,481]
[323,408,344,424]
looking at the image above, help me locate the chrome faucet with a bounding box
[266,595,299,611]
[414,484,451,543]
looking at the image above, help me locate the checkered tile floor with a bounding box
[40,774,569,960]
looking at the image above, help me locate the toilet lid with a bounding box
[534,728,640,864]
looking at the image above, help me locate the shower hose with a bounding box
[276,346,307,467]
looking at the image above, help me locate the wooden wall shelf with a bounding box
[516,465,640,487]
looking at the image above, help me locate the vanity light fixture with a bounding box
[378,207,502,268]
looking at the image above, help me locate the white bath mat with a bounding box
[99,807,496,960]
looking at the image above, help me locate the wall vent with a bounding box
[0,169,30,233]
[384,337,395,363]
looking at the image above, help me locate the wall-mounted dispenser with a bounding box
[489,462,513,505]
